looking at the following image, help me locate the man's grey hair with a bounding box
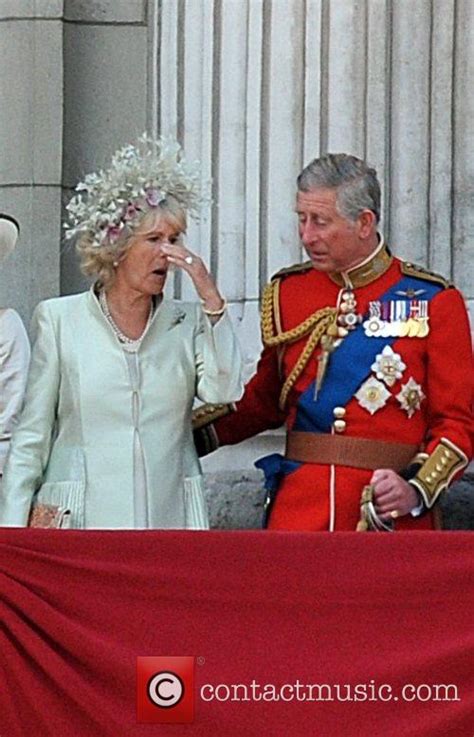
[297,153,381,223]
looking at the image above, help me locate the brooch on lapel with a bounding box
[168,306,186,330]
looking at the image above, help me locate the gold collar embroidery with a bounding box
[329,241,393,289]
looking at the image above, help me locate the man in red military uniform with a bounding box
[194,154,473,531]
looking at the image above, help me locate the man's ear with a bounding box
[357,209,377,239]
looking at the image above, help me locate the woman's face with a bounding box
[114,214,183,297]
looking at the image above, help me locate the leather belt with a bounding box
[285,431,418,472]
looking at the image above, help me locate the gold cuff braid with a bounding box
[261,280,338,410]
[191,403,235,430]
[409,437,468,508]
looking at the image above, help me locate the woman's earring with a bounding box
[113,261,119,268]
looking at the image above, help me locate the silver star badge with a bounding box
[355,376,391,415]
[371,345,406,387]
[396,377,425,418]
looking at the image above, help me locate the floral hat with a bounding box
[64,133,209,248]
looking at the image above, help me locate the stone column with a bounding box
[61,0,149,295]
[0,0,63,324]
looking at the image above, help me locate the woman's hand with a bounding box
[160,243,224,313]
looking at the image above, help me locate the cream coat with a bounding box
[0,290,243,528]
[0,309,31,472]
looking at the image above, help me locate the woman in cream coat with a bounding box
[0,137,242,529]
[0,215,30,480]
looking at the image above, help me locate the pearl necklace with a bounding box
[99,290,154,348]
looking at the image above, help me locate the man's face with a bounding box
[296,187,370,273]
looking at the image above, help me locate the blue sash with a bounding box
[293,275,442,433]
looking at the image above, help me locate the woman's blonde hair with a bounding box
[76,196,187,289]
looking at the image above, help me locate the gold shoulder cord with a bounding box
[272,278,283,334]
[261,280,337,410]
[272,279,286,381]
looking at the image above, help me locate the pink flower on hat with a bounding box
[145,188,163,207]
[123,203,141,221]
[106,224,124,243]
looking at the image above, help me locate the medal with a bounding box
[396,377,425,417]
[364,299,430,338]
[371,345,406,387]
[363,301,384,337]
[355,376,391,415]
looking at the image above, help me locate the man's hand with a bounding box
[370,469,420,520]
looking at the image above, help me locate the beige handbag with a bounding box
[28,503,72,529]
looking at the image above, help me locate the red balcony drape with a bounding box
[1,529,472,736]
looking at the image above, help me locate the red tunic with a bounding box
[215,252,473,531]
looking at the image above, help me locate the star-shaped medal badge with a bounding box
[396,377,426,418]
[371,345,407,387]
[355,376,391,415]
